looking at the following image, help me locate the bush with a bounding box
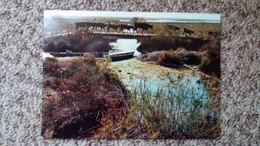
[56,41,70,52]
[83,53,96,66]
[42,55,130,138]
[137,37,177,53]
[157,51,181,66]
[44,42,56,52]
[182,52,202,65]
[68,32,81,46]
[42,77,54,88]
[43,58,60,77]
[199,51,220,78]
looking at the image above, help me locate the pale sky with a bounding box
[44,10,221,23]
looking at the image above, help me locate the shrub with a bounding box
[42,56,129,138]
[84,36,111,52]
[137,37,177,53]
[83,53,96,66]
[182,52,202,65]
[42,77,54,88]
[199,53,220,78]
[44,42,56,52]
[56,41,70,52]
[43,58,60,77]
[68,31,81,46]
[208,48,220,58]
[157,51,181,66]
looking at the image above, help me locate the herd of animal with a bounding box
[75,22,153,34]
[75,22,219,37]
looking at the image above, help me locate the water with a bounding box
[121,63,209,107]
[109,58,214,120]
[108,39,216,121]
[108,39,210,107]
[109,39,141,56]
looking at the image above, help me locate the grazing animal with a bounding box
[84,22,97,31]
[121,25,135,34]
[134,22,153,34]
[75,22,87,29]
[75,22,107,32]
[168,25,180,31]
[93,23,107,32]
[183,28,194,36]
[107,24,122,33]
[75,22,95,31]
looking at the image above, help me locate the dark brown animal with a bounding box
[183,28,194,36]
[134,22,153,34]
[75,22,87,29]
[75,22,100,32]
[168,25,180,31]
[91,23,107,32]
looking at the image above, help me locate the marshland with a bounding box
[42,17,221,139]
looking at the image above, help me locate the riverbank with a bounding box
[108,57,220,138]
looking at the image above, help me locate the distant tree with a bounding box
[56,41,70,52]
[84,36,111,52]
[44,42,56,52]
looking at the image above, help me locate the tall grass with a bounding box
[95,77,220,139]
[121,78,219,139]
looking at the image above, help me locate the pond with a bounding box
[108,38,216,122]
[109,58,215,120]
[109,39,141,56]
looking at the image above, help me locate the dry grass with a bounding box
[42,54,220,139]
[157,51,181,66]
[42,55,129,138]
[182,52,203,65]
[199,48,220,78]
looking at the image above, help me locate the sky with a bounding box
[44,10,221,23]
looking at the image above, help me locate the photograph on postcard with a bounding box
[42,11,221,139]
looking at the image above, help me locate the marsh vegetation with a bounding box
[42,20,220,139]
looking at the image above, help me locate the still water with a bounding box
[109,58,214,119]
[109,39,141,56]
[108,38,216,122]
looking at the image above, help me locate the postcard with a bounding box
[42,10,221,139]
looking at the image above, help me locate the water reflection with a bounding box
[110,58,213,116]
[109,39,141,56]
